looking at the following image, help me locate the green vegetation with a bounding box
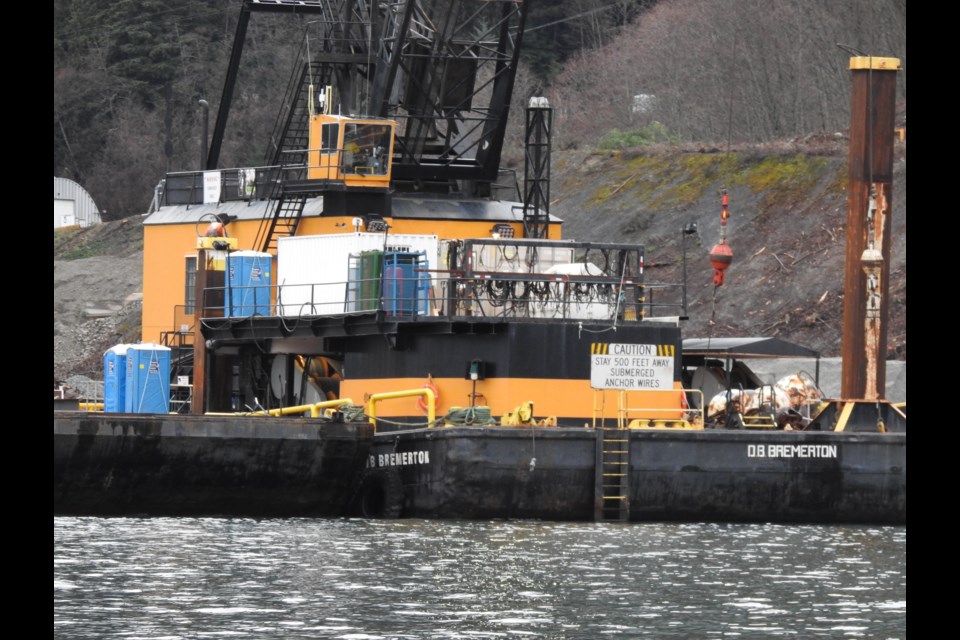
[589,151,728,209]
[647,155,731,209]
[54,219,145,260]
[57,238,110,261]
[735,155,830,211]
[582,149,839,220]
[54,227,86,259]
[597,122,678,150]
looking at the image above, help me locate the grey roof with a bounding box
[682,337,820,359]
[144,195,562,226]
[143,198,323,226]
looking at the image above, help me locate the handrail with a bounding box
[367,388,436,431]
[617,388,703,430]
[204,398,355,418]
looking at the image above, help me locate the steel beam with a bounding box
[841,56,900,399]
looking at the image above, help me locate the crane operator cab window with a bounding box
[342,123,392,176]
[320,123,339,153]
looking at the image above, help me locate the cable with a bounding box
[524,3,623,34]
[610,255,628,328]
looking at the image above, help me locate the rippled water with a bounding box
[54,518,905,639]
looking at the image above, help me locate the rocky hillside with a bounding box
[53,140,906,384]
[549,135,906,360]
[54,216,144,384]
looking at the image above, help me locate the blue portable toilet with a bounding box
[383,251,424,316]
[125,344,172,414]
[103,344,129,412]
[226,250,272,317]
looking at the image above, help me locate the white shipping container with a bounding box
[276,233,439,317]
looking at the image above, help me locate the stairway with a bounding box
[160,329,194,414]
[255,54,327,254]
[595,427,630,522]
[264,61,329,168]
[256,192,309,254]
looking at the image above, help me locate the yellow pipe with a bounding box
[367,388,436,430]
[204,398,354,418]
[78,402,104,412]
[619,388,702,425]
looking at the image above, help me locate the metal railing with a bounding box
[161,306,195,347]
[617,388,704,430]
[197,273,686,323]
[205,398,356,419]
[367,388,437,431]
[160,144,392,207]
[162,165,282,206]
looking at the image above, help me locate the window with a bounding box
[185,256,197,314]
[321,123,339,153]
[342,123,392,175]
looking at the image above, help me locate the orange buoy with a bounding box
[709,240,733,286]
[205,221,227,237]
[709,190,733,286]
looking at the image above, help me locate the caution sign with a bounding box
[590,343,675,390]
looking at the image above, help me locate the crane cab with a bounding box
[307,114,395,190]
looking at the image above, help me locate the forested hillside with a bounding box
[54,0,905,218]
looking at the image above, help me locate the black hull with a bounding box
[54,412,374,517]
[361,426,906,524]
[54,413,905,524]
[628,430,904,523]
[362,426,598,521]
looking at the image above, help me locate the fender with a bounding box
[354,467,404,518]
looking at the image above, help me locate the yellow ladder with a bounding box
[596,427,630,522]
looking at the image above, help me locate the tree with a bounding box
[548,0,905,148]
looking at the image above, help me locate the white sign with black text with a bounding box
[590,343,674,390]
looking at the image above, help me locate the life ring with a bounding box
[418,375,439,413]
[354,468,404,518]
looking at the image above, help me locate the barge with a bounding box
[357,425,904,523]
[54,412,374,517]
[54,1,905,524]
[54,229,906,523]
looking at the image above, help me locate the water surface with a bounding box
[54,518,906,638]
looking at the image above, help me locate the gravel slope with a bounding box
[54,218,144,384]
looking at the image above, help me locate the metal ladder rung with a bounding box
[596,422,630,522]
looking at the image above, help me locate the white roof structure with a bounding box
[54,177,101,228]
